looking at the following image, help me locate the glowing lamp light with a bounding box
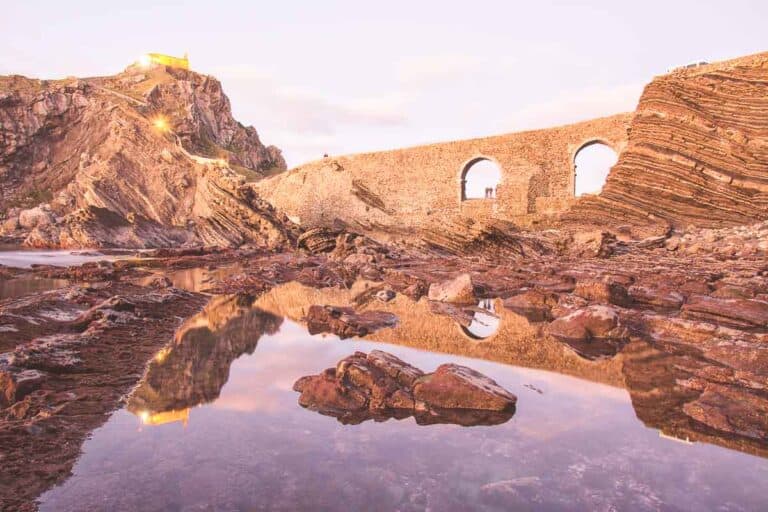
[138,54,152,69]
[152,116,169,132]
[139,410,150,424]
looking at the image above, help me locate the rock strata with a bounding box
[0,66,293,249]
[567,52,768,230]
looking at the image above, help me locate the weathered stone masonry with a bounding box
[258,51,768,237]
[256,114,631,232]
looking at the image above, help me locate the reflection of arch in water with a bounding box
[460,157,503,201]
[573,140,618,197]
[460,299,501,340]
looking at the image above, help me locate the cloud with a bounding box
[504,82,644,131]
[211,66,409,135]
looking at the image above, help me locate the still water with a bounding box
[38,294,768,511]
[0,248,118,268]
[0,276,69,300]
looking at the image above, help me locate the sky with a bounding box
[3,1,767,169]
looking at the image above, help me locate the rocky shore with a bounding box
[0,218,766,508]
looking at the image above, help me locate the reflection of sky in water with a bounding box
[0,249,119,268]
[463,299,500,339]
[39,319,768,511]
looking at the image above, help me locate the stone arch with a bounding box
[459,156,503,201]
[572,139,619,197]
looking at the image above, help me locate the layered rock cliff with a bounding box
[0,63,295,248]
[567,52,768,231]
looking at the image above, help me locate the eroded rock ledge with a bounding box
[293,350,517,426]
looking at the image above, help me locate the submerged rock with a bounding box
[305,305,397,339]
[503,290,559,322]
[293,350,516,426]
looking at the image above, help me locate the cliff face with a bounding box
[0,64,294,248]
[567,52,768,231]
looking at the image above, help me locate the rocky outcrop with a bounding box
[0,65,293,249]
[145,67,285,172]
[293,350,516,426]
[567,52,768,231]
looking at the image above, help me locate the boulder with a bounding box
[18,205,55,230]
[297,227,338,254]
[428,273,476,304]
[367,349,424,387]
[682,296,768,329]
[573,280,631,307]
[1,215,20,233]
[413,363,517,411]
[293,370,368,414]
[569,230,615,258]
[0,369,46,407]
[293,351,516,426]
[546,305,628,342]
[628,285,685,310]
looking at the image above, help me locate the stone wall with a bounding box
[255,114,631,233]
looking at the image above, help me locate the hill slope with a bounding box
[0,63,296,248]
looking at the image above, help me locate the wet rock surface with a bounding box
[0,216,767,508]
[0,280,207,511]
[293,350,516,426]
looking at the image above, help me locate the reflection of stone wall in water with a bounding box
[128,294,282,418]
[254,281,628,388]
[255,281,768,458]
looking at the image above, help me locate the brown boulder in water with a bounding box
[293,350,516,426]
[412,363,517,412]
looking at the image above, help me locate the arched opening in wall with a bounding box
[574,142,618,196]
[460,299,500,340]
[461,158,502,200]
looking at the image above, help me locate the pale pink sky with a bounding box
[2,1,766,168]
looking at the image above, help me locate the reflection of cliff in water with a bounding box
[254,281,768,459]
[622,342,768,459]
[128,294,282,424]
